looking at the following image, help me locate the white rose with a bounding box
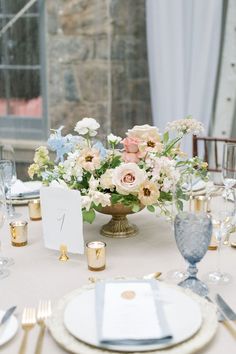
[81,195,92,211]
[91,191,111,207]
[112,162,146,195]
[74,118,100,137]
[100,169,114,190]
[89,175,99,191]
[107,133,122,145]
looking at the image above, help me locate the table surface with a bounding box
[1,204,236,354]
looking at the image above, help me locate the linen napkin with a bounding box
[96,280,172,346]
[11,180,41,198]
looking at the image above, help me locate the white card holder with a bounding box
[40,186,84,254]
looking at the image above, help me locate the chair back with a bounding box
[192,135,236,172]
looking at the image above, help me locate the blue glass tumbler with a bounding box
[174,212,212,297]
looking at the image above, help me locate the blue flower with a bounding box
[47,126,74,162]
[93,141,107,159]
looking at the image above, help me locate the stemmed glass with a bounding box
[0,160,16,218]
[222,143,236,210]
[166,185,189,283]
[205,195,233,285]
[0,173,14,278]
[174,212,212,297]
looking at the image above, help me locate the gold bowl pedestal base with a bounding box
[100,214,138,238]
[96,203,143,239]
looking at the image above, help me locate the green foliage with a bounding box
[132,204,140,213]
[163,131,169,144]
[82,209,96,224]
[147,205,155,212]
[159,191,172,201]
[111,193,140,208]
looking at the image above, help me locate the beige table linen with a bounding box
[0,206,236,354]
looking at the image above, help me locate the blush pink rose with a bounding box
[121,137,140,153]
[122,152,140,163]
[112,162,146,195]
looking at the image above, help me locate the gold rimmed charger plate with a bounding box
[48,281,218,354]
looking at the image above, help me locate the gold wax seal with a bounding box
[121,290,136,300]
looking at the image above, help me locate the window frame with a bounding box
[0,0,48,141]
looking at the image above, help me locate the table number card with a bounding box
[40,186,84,254]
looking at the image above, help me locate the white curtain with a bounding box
[146,0,223,155]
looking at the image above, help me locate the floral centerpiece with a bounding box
[29,117,207,237]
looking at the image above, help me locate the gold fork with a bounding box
[19,307,36,354]
[34,300,52,354]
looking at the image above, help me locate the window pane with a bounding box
[0,19,5,64]
[0,70,7,116]
[7,17,40,65]
[7,69,42,117]
[0,0,39,15]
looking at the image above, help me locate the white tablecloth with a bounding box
[1,206,236,353]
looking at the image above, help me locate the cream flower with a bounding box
[112,162,146,195]
[100,169,114,190]
[76,148,101,172]
[33,146,50,167]
[127,124,161,142]
[74,118,100,137]
[138,140,164,155]
[28,163,40,179]
[138,180,160,205]
[166,117,204,135]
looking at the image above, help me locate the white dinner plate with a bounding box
[9,181,41,205]
[0,311,18,346]
[183,180,206,192]
[64,283,202,352]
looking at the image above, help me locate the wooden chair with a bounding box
[192,135,236,172]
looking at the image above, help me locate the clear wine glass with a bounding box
[0,173,14,278]
[0,160,16,219]
[174,212,212,297]
[222,143,236,211]
[205,195,233,285]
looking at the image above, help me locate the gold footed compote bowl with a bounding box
[96,203,144,238]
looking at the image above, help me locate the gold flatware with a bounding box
[143,272,162,280]
[19,307,36,354]
[231,242,236,249]
[34,300,52,354]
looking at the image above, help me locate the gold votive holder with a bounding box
[9,220,28,247]
[28,199,41,220]
[193,195,208,213]
[86,241,106,271]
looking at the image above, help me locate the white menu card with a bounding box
[96,280,172,345]
[40,186,84,254]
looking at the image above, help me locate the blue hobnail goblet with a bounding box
[174,212,212,297]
